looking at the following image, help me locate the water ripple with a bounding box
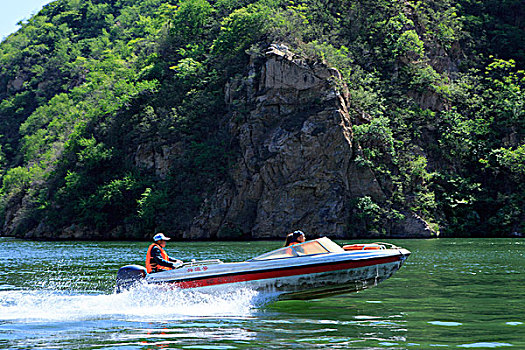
[458,342,513,348]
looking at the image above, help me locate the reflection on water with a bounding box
[457,343,513,348]
[0,238,523,349]
[428,321,463,326]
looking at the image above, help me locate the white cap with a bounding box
[153,233,171,241]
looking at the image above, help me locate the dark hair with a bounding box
[284,230,305,247]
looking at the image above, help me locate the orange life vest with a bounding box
[145,243,172,273]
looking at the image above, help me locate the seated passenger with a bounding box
[145,233,183,273]
[284,230,306,247]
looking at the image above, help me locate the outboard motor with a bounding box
[115,265,147,293]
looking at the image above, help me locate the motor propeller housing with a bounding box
[115,265,147,293]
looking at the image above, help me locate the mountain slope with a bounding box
[0,0,523,239]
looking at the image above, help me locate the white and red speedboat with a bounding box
[115,237,410,300]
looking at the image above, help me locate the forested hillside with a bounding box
[0,0,523,240]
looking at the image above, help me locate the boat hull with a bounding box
[259,257,406,300]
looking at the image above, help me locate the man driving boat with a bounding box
[145,233,183,273]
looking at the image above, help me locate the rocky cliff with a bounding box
[188,45,436,239]
[1,43,437,240]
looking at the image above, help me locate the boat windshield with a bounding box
[250,237,344,261]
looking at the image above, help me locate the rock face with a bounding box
[188,45,391,239]
[134,142,181,179]
[392,211,436,238]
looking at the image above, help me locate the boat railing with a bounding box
[182,259,224,267]
[373,242,401,249]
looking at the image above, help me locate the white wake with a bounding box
[0,285,274,322]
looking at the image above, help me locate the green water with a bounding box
[0,238,523,349]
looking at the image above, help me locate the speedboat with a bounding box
[115,237,410,300]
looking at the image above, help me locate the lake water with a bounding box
[0,237,523,349]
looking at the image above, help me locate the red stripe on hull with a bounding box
[168,255,401,289]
